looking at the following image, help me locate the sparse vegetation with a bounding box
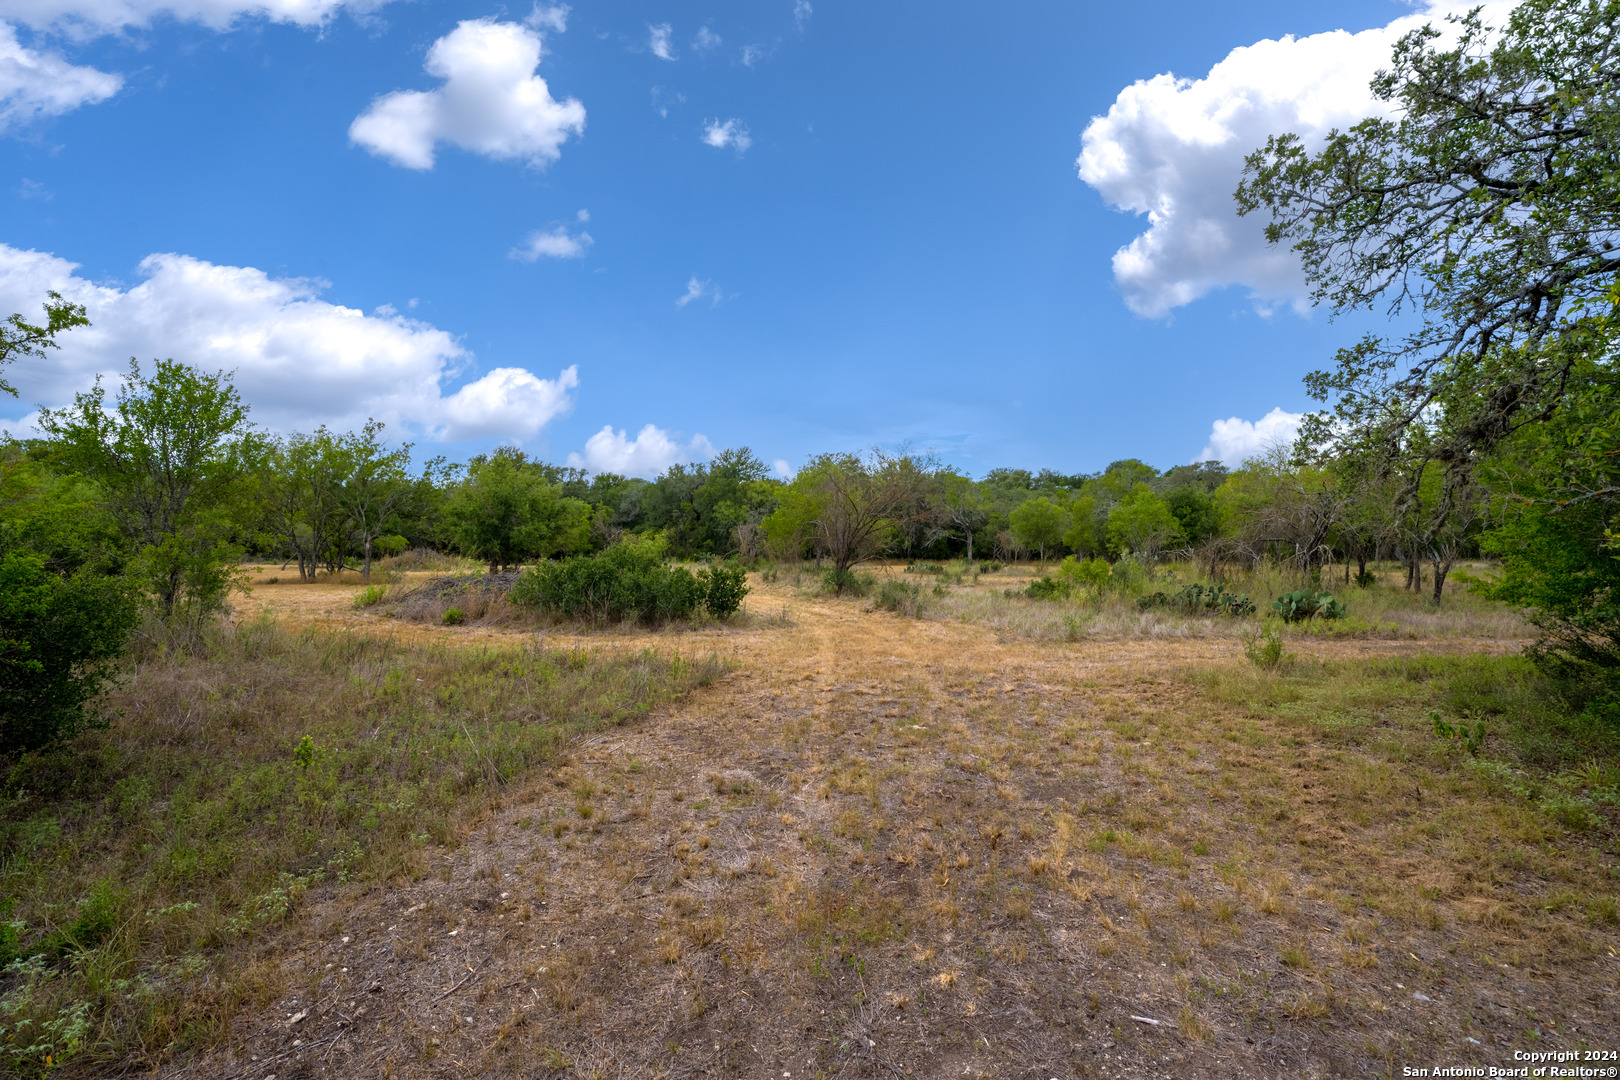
[0,621,722,1073]
[5,7,1619,1065]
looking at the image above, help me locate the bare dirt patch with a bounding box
[171,577,1616,1079]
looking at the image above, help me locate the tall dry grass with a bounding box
[0,619,723,1073]
[852,558,1529,642]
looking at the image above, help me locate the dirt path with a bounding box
[175,578,1617,1080]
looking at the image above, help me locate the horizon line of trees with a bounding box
[3,352,1490,600]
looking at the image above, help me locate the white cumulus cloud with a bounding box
[438,365,577,442]
[701,116,750,153]
[0,21,120,130]
[692,25,719,52]
[567,423,714,478]
[647,21,674,60]
[1078,1,1517,318]
[350,18,584,171]
[792,0,810,30]
[1197,407,1304,467]
[771,458,792,479]
[510,223,592,261]
[0,242,577,443]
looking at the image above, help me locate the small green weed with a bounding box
[1431,711,1486,756]
[352,584,388,609]
[1241,620,1289,670]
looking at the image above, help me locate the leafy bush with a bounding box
[904,562,945,575]
[821,567,874,597]
[1136,583,1256,617]
[511,537,745,624]
[0,554,137,757]
[1354,569,1378,589]
[352,584,388,609]
[1272,589,1347,623]
[698,563,749,619]
[441,607,465,626]
[1107,557,1149,594]
[1058,555,1110,588]
[1020,576,1071,601]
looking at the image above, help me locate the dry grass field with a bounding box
[148,566,1619,1080]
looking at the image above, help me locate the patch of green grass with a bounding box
[0,619,724,1074]
[351,583,389,609]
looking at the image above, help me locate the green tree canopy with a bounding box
[38,360,260,630]
[763,450,928,587]
[336,420,416,582]
[1104,484,1184,563]
[445,449,590,572]
[931,472,989,563]
[1008,496,1068,565]
[1237,0,1620,480]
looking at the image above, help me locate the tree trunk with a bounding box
[965,528,973,564]
[1430,551,1453,605]
[362,536,373,583]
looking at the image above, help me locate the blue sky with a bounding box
[0,0,1490,477]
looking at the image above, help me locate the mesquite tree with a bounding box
[1237,0,1619,603]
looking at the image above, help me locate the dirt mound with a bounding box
[388,572,524,622]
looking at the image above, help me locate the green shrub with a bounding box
[1108,557,1149,594]
[1059,555,1110,588]
[0,554,138,757]
[821,567,874,597]
[1354,570,1378,589]
[352,584,388,609]
[1272,589,1347,623]
[441,608,465,626]
[1021,576,1071,601]
[698,563,750,619]
[904,562,944,575]
[510,536,717,624]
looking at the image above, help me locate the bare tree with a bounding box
[801,450,929,588]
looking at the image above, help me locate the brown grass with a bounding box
[140,571,1619,1079]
